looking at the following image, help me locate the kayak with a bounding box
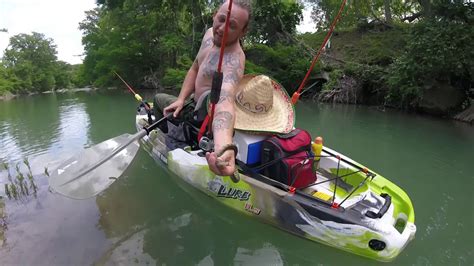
[135,112,416,262]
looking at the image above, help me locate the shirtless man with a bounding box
[154,1,250,177]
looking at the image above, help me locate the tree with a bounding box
[2,32,58,92]
[80,1,205,87]
[304,0,424,29]
[249,0,303,45]
[78,0,307,88]
[384,0,392,23]
[54,61,73,89]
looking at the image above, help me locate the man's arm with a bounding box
[163,60,198,118]
[177,61,198,102]
[213,51,244,152]
[206,51,245,176]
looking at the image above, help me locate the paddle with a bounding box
[49,103,190,200]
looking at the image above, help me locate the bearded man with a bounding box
[153,0,251,177]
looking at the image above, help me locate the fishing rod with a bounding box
[291,0,348,105]
[199,0,234,142]
[114,71,153,124]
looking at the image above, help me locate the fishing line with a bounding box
[291,0,348,105]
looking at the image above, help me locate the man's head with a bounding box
[212,0,251,47]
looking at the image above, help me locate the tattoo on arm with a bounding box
[224,53,239,67]
[213,111,233,131]
[218,89,233,104]
[223,53,243,86]
[223,68,241,85]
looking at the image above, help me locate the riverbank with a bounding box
[2,86,473,125]
[0,87,100,101]
[298,23,472,123]
[453,103,474,124]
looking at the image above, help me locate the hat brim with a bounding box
[234,75,295,134]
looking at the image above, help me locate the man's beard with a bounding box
[213,36,238,47]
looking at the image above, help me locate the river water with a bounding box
[0,90,472,265]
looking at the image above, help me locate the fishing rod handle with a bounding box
[210,71,223,104]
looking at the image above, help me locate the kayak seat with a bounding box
[182,91,211,150]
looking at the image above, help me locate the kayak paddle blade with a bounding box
[49,133,141,199]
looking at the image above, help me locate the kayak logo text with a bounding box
[208,178,251,201]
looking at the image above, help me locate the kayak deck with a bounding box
[136,114,416,262]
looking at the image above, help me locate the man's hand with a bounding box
[206,149,236,176]
[163,98,185,118]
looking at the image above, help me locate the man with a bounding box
[153,1,250,177]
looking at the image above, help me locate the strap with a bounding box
[276,128,302,139]
[198,114,210,142]
[236,160,291,191]
[216,143,238,157]
[255,146,312,172]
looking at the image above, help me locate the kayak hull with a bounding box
[136,115,416,262]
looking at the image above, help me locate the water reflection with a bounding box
[0,95,61,162]
[83,90,137,143]
[0,92,105,265]
[0,94,91,174]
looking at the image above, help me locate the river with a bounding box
[0,90,473,265]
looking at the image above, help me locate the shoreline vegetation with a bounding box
[1,1,472,124]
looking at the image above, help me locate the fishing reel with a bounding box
[199,136,214,153]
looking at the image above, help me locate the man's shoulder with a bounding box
[229,44,245,59]
[204,28,213,38]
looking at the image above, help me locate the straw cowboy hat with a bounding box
[234,74,295,134]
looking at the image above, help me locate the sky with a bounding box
[0,0,315,65]
[0,0,97,65]
[297,7,316,34]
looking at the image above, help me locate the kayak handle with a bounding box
[365,193,391,219]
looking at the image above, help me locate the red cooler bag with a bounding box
[260,129,316,188]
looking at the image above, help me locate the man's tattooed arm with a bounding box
[222,52,243,86]
[213,111,233,132]
[218,88,234,104]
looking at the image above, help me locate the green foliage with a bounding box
[388,18,473,108]
[322,68,343,91]
[162,55,193,88]
[2,159,38,200]
[54,61,73,89]
[0,32,82,93]
[79,0,306,88]
[70,64,89,88]
[249,0,303,45]
[245,43,314,93]
[0,64,17,94]
[2,32,58,92]
[305,0,423,29]
[79,1,206,88]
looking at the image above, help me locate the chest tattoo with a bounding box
[202,52,219,78]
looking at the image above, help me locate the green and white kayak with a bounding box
[135,114,416,262]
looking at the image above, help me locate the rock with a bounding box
[0,91,15,101]
[453,104,474,124]
[418,82,466,116]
